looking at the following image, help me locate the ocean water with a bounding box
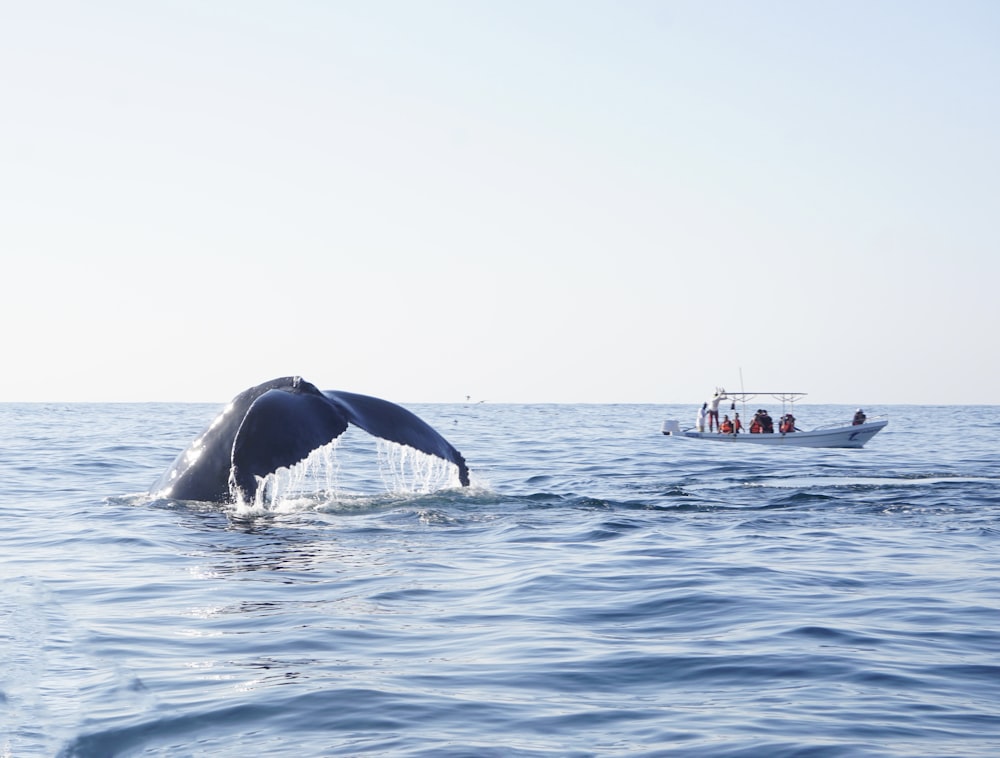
[2,400,999,757]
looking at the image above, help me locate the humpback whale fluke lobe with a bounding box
[152,376,470,502]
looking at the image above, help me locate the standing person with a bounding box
[707,392,722,432]
[696,402,708,433]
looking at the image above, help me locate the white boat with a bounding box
[662,390,888,449]
[662,418,888,448]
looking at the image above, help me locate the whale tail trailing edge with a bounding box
[153,376,470,503]
[323,390,470,488]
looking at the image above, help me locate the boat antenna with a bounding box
[739,367,747,418]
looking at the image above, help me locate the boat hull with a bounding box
[667,420,888,449]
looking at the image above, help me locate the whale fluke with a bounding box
[152,377,470,502]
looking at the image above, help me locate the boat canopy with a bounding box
[713,389,807,415]
[718,390,807,405]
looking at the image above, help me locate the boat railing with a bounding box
[809,415,887,432]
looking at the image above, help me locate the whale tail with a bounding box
[154,377,470,502]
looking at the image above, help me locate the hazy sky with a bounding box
[3,1,998,404]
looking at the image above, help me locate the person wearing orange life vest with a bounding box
[779,413,796,433]
[733,413,743,434]
[719,415,734,434]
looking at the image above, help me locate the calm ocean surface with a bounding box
[2,401,999,757]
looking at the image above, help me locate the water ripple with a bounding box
[2,403,999,756]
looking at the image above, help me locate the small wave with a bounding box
[748,475,1000,489]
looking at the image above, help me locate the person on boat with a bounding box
[719,415,734,434]
[749,410,763,433]
[779,413,796,433]
[760,410,774,433]
[733,413,743,434]
[696,402,708,432]
[707,392,722,432]
[853,408,867,425]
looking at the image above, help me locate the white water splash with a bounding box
[232,437,462,515]
[375,439,460,495]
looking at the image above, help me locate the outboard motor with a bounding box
[661,419,681,436]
